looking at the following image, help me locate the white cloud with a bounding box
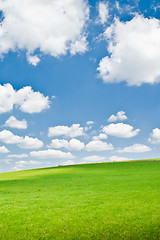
[115,1,120,11]
[49,138,85,151]
[70,36,88,55]
[98,2,109,24]
[14,160,42,169]
[86,121,94,125]
[98,15,160,86]
[0,84,15,114]
[62,160,75,166]
[118,144,152,153]
[85,121,94,131]
[148,128,160,144]
[115,1,138,14]
[27,55,40,66]
[30,149,74,159]
[108,111,127,122]
[8,154,28,158]
[86,140,113,151]
[5,116,27,129]
[48,124,84,138]
[0,0,89,64]
[0,146,10,153]
[0,83,50,114]
[109,155,129,161]
[0,130,22,144]
[92,133,108,140]
[18,136,43,149]
[103,123,140,138]
[48,139,68,149]
[83,155,106,162]
[15,86,50,113]
[0,130,43,149]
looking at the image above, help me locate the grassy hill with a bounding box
[0,160,160,240]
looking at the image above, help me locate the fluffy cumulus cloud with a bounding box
[5,116,27,129]
[30,149,74,159]
[0,0,89,65]
[148,128,160,144]
[15,86,50,113]
[0,130,22,144]
[86,140,113,151]
[98,15,160,86]
[98,2,109,24]
[103,123,140,138]
[92,133,108,140]
[48,124,84,138]
[83,155,106,162]
[108,111,127,122]
[109,155,129,161]
[0,84,50,114]
[18,136,43,149]
[0,130,43,149]
[0,146,9,153]
[118,144,152,153]
[48,138,85,151]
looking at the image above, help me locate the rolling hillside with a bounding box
[0,161,160,240]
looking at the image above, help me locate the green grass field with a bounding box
[0,160,160,240]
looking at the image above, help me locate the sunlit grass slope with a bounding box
[0,161,160,240]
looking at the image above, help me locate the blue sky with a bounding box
[0,0,160,172]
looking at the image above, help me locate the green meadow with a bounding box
[0,160,160,240]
